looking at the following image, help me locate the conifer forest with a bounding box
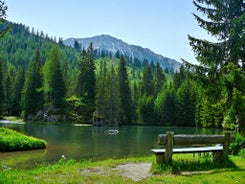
[0,0,244,135]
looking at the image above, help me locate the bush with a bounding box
[230,133,245,156]
[0,127,47,152]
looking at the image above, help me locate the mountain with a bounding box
[64,35,181,70]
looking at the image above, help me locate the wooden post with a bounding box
[165,132,174,164]
[223,131,231,159]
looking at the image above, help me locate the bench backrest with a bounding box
[157,131,234,159]
[158,133,234,146]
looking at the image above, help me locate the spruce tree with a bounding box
[86,43,96,104]
[0,0,10,117]
[76,49,88,97]
[22,50,44,118]
[107,65,119,126]
[4,70,14,115]
[95,59,107,120]
[0,61,4,116]
[155,84,175,125]
[74,40,81,50]
[141,64,154,96]
[184,0,245,133]
[175,79,197,126]
[155,62,165,94]
[0,0,11,39]
[11,66,25,116]
[118,55,132,124]
[43,46,66,108]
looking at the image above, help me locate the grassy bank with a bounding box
[0,127,47,152]
[0,155,244,184]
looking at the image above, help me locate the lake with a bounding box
[0,122,223,168]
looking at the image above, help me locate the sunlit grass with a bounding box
[0,155,244,184]
[0,127,47,152]
[3,116,24,122]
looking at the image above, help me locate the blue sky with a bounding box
[5,0,213,64]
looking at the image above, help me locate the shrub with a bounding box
[230,133,245,156]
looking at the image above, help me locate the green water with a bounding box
[0,123,222,168]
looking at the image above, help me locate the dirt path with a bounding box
[115,162,152,181]
[80,162,152,181]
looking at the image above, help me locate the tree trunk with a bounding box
[236,111,245,136]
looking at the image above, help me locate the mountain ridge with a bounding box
[64,34,181,70]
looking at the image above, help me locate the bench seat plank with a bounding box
[152,145,223,154]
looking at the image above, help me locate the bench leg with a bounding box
[212,151,222,162]
[155,153,165,164]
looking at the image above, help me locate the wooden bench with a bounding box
[152,131,234,164]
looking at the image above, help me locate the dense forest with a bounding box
[0,0,244,134]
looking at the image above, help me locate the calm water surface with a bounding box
[0,122,223,168]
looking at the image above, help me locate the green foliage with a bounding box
[141,64,154,96]
[0,127,46,151]
[66,95,86,123]
[0,17,208,126]
[0,1,12,39]
[76,45,96,102]
[175,79,197,126]
[43,46,66,108]
[151,154,236,174]
[0,156,244,184]
[0,61,4,116]
[155,84,175,125]
[230,133,245,156]
[22,50,43,118]
[118,55,133,124]
[94,61,120,125]
[155,61,165,94]
[10,66,25,116]
[185,0,245,133]
[139,95,156,124]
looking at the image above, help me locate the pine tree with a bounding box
[139,94,156,124]
[0,0,11,39]
[22,50,44,118]
[86,43,96,104]
[11,66,25,116]
[0,0,10,117]
[74,40,81,50]
[75,44,96,121]
[43,46,66,108]
[95,59,107,120]
[155,84,175,125]
[155,62,165,94]
[4,70,14,115]
[0,61,4,116]
[132,82,139,122]
[76,49,88,97]
[141,64,154,96]
[107,65,119,126]
[175,79,197,126]
[184,0,245,133]
[118,55,132,124]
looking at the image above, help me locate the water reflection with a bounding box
[0,123,222,169]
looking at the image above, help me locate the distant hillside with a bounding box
[64,35,181,70]
[0,22,78,69]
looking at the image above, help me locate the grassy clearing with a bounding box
[0,127,47,152]
[3,116,24,122]
[0,155,244,184]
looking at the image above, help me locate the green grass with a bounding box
[3,116,24,122]
[0,127,47,151]
[0,155,244,184]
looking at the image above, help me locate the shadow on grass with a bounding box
[151,155,238,175]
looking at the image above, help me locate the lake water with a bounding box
[0,122,223,168]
